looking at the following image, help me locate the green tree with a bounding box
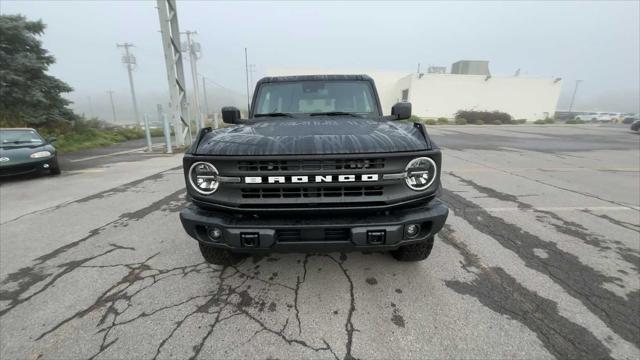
[0,14,74,127]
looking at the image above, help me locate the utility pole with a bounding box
[202,76,209,121]
[181,30,203,130]
[143,113,153,152]
[156,0,190,146]
[245,47,250,114]
[568,80,583,113]
[87,96,94,118]
[116,42,141,126]
[417,63,421,74]
[106,90,118,123]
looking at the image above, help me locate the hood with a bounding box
[0,144,55,166]
[195,118,428,156]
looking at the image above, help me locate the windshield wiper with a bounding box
[309,111,362,117]
[254,112,294,118]
[4,140,35,144]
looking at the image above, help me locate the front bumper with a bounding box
[180,200,449,253]
[0,157,56,177]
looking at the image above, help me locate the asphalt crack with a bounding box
[0,189,186,318]
[582,209,640,234]
[440,225,613,359]
[0,166,181,225]
[441,177,640,349]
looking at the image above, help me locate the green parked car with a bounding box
[0,128,60,177]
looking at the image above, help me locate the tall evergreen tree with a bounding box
[0,14,74,126]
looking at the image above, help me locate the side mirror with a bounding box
[47,137,57,143]
[391,102,412,120]
[222,106,241,124]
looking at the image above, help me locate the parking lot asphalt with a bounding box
[1,125,638,359]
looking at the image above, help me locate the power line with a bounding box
[199,74,245,96]
[116,42,141,126]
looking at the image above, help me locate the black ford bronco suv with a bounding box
[180,75,448,265]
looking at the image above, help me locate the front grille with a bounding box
[237,158,384,172]
[276,228,351,242]
[241,186,384,199]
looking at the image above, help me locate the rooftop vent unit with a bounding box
[451,60,490,76]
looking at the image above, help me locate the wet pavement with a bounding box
[1,125,638,359]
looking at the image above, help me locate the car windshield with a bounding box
[0,129,45,147]
[254,80,379,117]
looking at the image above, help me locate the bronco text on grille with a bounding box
[179,74,449,265]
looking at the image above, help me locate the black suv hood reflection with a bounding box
[195,118,428,156]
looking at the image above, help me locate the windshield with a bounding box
[0,129,45,147]
[254,80,379,117]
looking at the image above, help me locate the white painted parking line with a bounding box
[68,144,164,162]
[64,169,106,174]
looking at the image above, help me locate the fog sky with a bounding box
[2,0,639,121]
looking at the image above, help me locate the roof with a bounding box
[257,74,374,84]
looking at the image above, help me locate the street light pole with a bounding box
[245,47,250,115]
[568,80,583,113]
[182,30,203,130]
[117,43,141,126]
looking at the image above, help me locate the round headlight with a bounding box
[30,151,52,158]
[188,162,219,195]
[404,157,437,191]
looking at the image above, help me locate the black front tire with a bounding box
[49,157,61,175]
[390,236,435,262]
[198,243,244,266]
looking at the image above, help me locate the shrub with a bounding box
[424,119,437,125]
[437,117,449,125]
[455,118,467,125]
[515,119,527,124]
[44,117,149,153]
[544,117,555,124]
[150,128,166,136]
[566,118,585,124]
[533,119,546,124]
[455,110,512,124]
[491,120,502,125]
[408,115,422,122]
[474,120,484,125]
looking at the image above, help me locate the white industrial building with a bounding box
[268,61,563,121]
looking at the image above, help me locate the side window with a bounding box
[401,89,409,102]
[258,91,272,113]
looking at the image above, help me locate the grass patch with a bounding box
[534,118,555,125]
[54,127,145,153]
[26,118,151,153]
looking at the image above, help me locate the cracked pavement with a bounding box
[1,125,639,359]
